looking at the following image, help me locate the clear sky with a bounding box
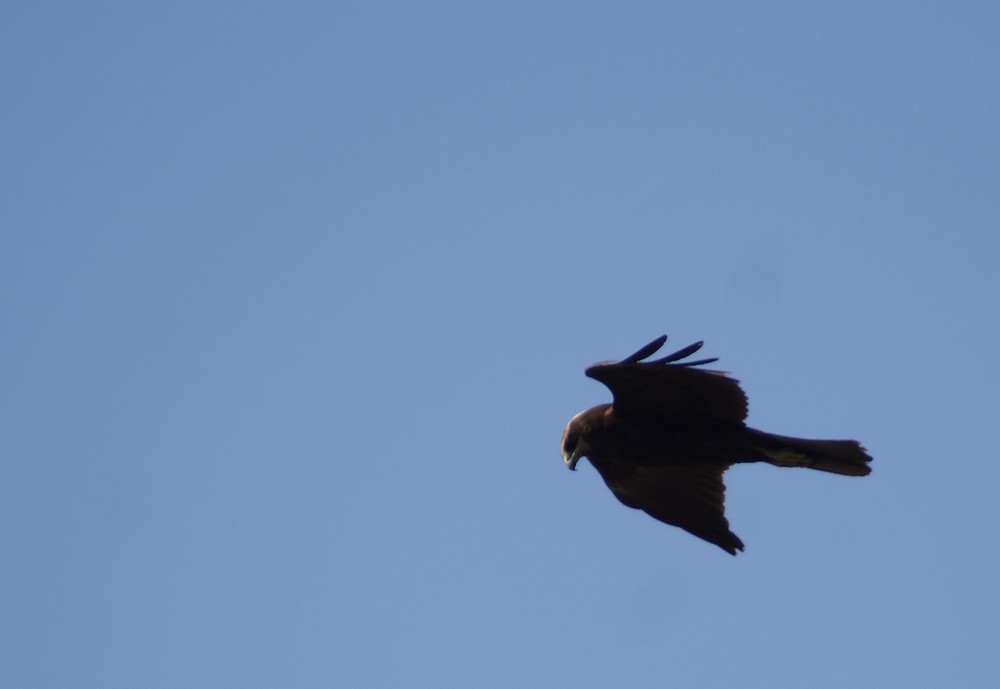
[3,2,998,687]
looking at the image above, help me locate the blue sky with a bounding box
[2,2,998,687]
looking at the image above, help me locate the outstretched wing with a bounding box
[585,335,749,423]
[589,458,745,555]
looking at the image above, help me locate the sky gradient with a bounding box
[3,2,999,687]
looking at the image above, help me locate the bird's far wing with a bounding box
[590,460,745,555]
[585,337,748,422]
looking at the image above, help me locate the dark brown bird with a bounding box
[561,334,871,555]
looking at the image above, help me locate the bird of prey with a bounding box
[561,334,871,555]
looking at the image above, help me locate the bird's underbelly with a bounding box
[592,417,752,466]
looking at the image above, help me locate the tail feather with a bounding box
[752,431,872,477]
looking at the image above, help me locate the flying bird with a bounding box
[561,334,871,554]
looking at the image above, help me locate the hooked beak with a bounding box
[565,446,584,471]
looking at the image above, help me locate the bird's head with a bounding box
[561,409,596,471]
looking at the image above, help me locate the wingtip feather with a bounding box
[619,335,668,364]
